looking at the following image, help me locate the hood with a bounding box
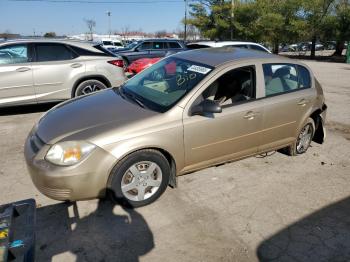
[36,89,156,144]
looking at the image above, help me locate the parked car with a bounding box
[187,41,271,53]
[126,57,162,74]
[25,47,327,207]
[101,39,124,52]
[0,39,126,107]
[112,39,187,67]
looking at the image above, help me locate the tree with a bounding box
[121,25,131,41]
[155,30,167,38]
[188,0,232,40]
[44,32,56,38]
[298,0,335,58]
[254,0,304,54]
[84,18,96,41]
[321,0,350,55]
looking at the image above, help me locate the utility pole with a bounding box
[184,0,187,41]
[231,0,234,40]
[106,11,111,38]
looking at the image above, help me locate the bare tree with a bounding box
[84,18,96,41]
[121,25,130,41]
[155,30,167,38]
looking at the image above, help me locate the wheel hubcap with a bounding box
[296,123,313,153]
[121,161,162,202]
[81,84,101,95]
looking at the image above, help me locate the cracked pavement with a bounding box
[0,61,349,261]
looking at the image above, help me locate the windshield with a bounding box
[126,41,139,49]
[120,57,213,113]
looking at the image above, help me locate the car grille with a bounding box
[30,133,45,153]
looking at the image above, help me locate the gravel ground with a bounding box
[0,61,349,262]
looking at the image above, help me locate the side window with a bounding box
[35,43,76,62]
[231,44,249,49]
[138,42,152,50]
[196,66,256,107]
[263,64,299,96]
[168,42,181,49]
[297,65,311,88]
[0,44,29,65]
[152,42,165,49]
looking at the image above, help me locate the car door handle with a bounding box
[71,63,83,68]
[297,99,310,106]
[16,67,31,72]
[243,111,259,120]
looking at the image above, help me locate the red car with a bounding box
[126,57,161,74]
[126,57,178,75]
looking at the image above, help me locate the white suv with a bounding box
[187,41,271,53]
[0,39,127,107]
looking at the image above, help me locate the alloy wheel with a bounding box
[121,161,162,202]
[296,123,313,154]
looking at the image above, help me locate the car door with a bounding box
[149,41,167,58]
[32,43,84,101]
[182,63,265,172]
[0,43,35,106]
[259,63,316,152]
[129,42,152,62]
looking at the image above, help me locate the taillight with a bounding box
[108,59,124,68]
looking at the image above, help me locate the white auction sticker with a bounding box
[187,65,212,74]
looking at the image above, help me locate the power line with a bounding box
[7,0,183,3]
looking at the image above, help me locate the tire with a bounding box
[109,149,170,208]
[285,118,315,156]
[74,79,107,97]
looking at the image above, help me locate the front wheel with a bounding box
[109,149,170,208]
[286,118,315,156]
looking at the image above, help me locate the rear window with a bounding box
[35,43,77,62]
[103,41,113,45]
[92,44,116,56]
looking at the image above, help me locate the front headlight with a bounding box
[45,141,96,166]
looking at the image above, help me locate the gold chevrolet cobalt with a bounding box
[25,47,327,207]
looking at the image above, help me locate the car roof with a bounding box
[0,38,105,53]
[187,41,265,47]
[173,46,290,67]
[141,39,182,42]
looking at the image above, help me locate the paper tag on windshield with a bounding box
[187,65,211,74]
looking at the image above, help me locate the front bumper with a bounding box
[24,134,117,201]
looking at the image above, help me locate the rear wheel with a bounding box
[109,149,170,208]
[75,79,107,97]
[285,118,315,156]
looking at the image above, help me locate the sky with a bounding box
[0,0,187,36]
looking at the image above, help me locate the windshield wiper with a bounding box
[119,87,146,108]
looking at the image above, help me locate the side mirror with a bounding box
[191,99,222,116]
